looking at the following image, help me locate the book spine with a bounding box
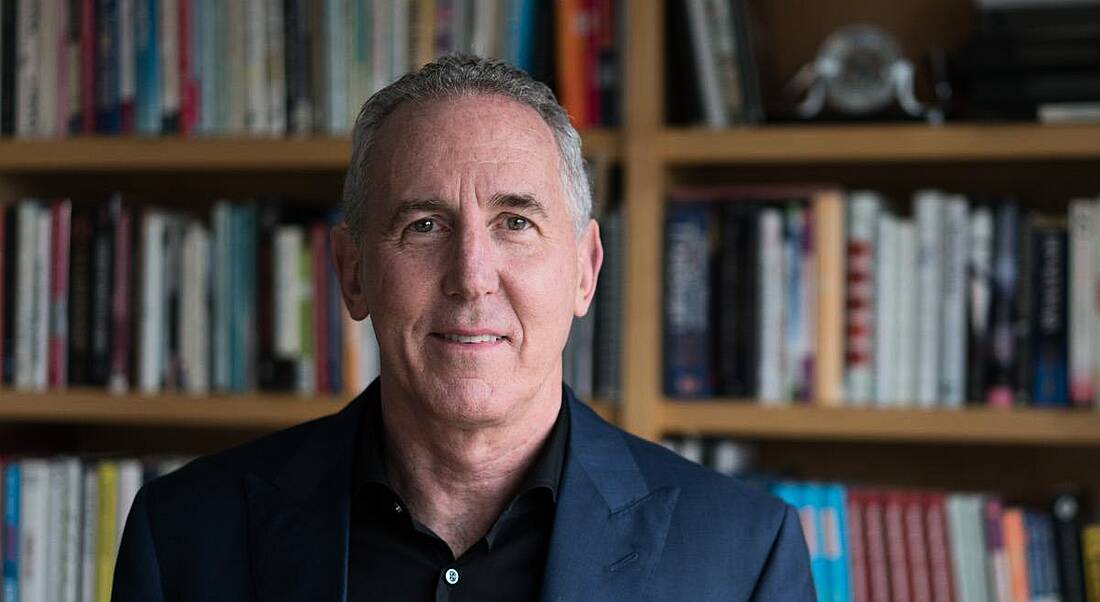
[79,464,98,602]
[555,0,587,127]
[914,190,944,407]
[63,0,80,134]
[134,0,159,134]
[0,205,5,384]
[178,0,196,134]
[94,0,119,133]
[924,493,955,602]
[15,202,38,390]
[311,222,329,393]
[38,0,59,138]
[161,0,181,132]
[1052,492,1088,601]
[212,202,230,391]
[717,204,751,396]
[984,498,1012,602]
[19,459,48,602]
[784,204,810,401]
[0,0,16,135]
[33,209,51,390]
[967,206,994,405]
[3,463,20,602]
[1031,223,1069,406]
[138,212,163,394]
[15,0,41,136]
[1001,509,1030,602]
[823,484,850,602]
[116,0,134,132]
[684,0,724,127]
[873,213,898,407]
[894,220,917,405]
[863,490,892,602]
[758,207,785,403]
[297,239,313,393]
[814,190,845,406]
[45,460,65,602]
[706,0,743,124]
[845,192,879,406]
[987,203,1020,407]
[49,200,72,389]
[325,214,342,394]
[883,491,912,602]
[940,196,969,407]
[95,462,117,602]
[325,0,347,133]
[265,0,285,136]
[902,493,931,602]
[273,225,303,386]
[109,202,132,392]
[60,459,81,602]
[199,0,218,134]
[78,0,93,132]
[663,202,714,398]
[1094,196,1100,410]
[1083,524,1100,602]
[846,489,871,602]
[593,206,623,400]
[1069,200,1096,407]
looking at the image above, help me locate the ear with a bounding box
[331,223,370,320]
[573,219,604,317]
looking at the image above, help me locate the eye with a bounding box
[410,218,435,233]
[505,216,530,231]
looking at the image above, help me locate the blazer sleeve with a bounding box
[748,505,816,602]
[112,487,167,602]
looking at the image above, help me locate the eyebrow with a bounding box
[385,198,450,233]
[488,192,550,219]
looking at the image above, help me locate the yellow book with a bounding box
[1085,523,1100,602]
[96,461,119,602]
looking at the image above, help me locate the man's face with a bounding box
[334,94,602,426]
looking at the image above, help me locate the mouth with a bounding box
[431,333,509,345]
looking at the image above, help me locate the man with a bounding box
[113,55,815,601]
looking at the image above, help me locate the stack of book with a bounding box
[665,436,1100,602]
[0,455,190,602]
[0,0,620,138]
[0,195,623,400]
[953,0,1100,121]
[662,185,1100,409]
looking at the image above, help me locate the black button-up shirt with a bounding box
[347,391,570,601]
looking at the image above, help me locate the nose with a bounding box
[442,221,500,300]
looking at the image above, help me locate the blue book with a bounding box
[512,0,538,74]
[95,0,120,132]
[135,0,161,134]
[663,202,714,398]
[823,484,850,602]
[802,483,832,602]
[3,463,20,602]
[1024,511,1045,598]
[1029,222,1069,406]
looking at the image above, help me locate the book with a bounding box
[984,498,1013,602]
[846,489,871,602]
[1084,523,1100,602]
[1002,508,1030,602]
[80,463,98,602]
[967,206,995,405]
[894,220,917,405]
[0,0,15,135]
[902,492,932,602]
[874,212,900,406]
[923,492,955,602]
[863,490,892,602]
[19,459,48,602]
[844,191,881,406]
[1029,217,1069,406]
[758,207,785,403]
[1052,491,1089,601]
[814,189,846,406]
[883,490,912,602]
[1069,199,1096,407]
[95,461,118,602]
[988,202,1020,407]
[914,190,944,407]
[940,196,969,407]
[663,201,714,398]
[716,203,758,397]
[3,462,19,602]
[135,0,160,134]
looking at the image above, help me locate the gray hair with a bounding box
[341,54,591,242]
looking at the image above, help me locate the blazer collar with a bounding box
[244,384,371,602]
[540,388,681,601]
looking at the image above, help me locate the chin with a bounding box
[418,376,520,425]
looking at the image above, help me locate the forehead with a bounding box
[366,94,565,205]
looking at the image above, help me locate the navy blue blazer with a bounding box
[113,384,815,601]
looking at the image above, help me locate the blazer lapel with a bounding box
[244,388,370,602]
[541,394,680,602]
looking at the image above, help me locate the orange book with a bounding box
[555,0,588,127]
[1085,523,1100,602]
[1002,508,1030,601]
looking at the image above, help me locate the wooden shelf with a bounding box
[0,129,620,172]
[0,389,617,430]
[656,123,1100,164]
[661,401,1100,446]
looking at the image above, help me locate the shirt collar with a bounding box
[354,380,571,503]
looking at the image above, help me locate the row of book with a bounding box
[663,185,1100,409]
[0,196,624,399]
[664,437,1100,602]
[666,0,763,127]
[0,455,191,602]
[0,0,619,138]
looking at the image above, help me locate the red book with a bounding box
[903,492,933,602]
[48,200,72,388]
[178,0,197,135]
[923,492,955,602]
[863,490,893,602]
[110,202,132,392]
[847,488,872,602]
[583,0,600,127]
[80,0,96,133]
[311,222,329,394]
[884,490,912,602]
[555,0,588,127]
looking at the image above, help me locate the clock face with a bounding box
[819,24,905,115]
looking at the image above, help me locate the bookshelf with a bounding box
[0,0,1096,502]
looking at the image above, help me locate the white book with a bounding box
[245,0,268,134]
[326,0,349,133]
[55,0,72,136]
[685,0,727,127]
[1070,199,1097,406]
[119,0,136,119]
[140,212,166,394]
[784,206,809,400]
[19,459,49,602]
[969,207,995,404]
[706,0,744,122]
[914,190,944,407]
[265,0,286,136]
[116,460,143,550]
[225,1,246,134]
[391,0,410,82]
[356,316,381,389]
[198,0,218,134]
[47,457,81,602]
[274,225,304,358]
[874,213,899,406]
[1093,196,1100,409]
[181,222,210,394]
[160,0,181,128]
[16,0,42,136]
[80,464,99,602]
[758,209,785,403]
[15,202,39,390]
[940,196,969,408]
[844,191,881,405]
[471,0,498,58]
[895,220,918,405]
[34,209,51,390]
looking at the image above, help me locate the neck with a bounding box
[378,380,562,557]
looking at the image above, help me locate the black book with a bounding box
[531,0,556,92]
[979,4,1100,38]
[966,201,994,405]
[954,35,1100,77]
[716,202,759,397]
[256,203,301,391]
[969,71,1100,105]
[2,204,16,384]
[88,200,116,387]
[1028,217,1069,407]
[664,0,704,125]
[1052,491,1090,602]
[67,205,95,386]
[284,0,307,134]
[593,205,623,400]
[987,202,1020,406]
[0,0,15,135]
[730,0,764,123]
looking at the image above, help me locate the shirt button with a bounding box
[392,502,403,514]
[444,568,460,586]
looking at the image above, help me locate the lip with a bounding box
[429,332,511,347]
